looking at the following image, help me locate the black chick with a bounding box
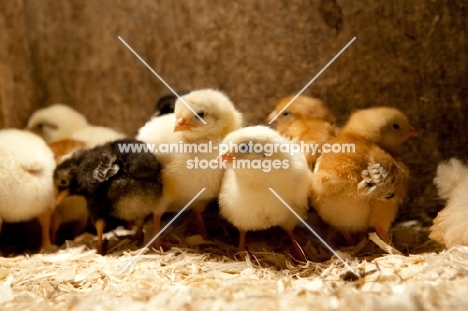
[54,139,163,254]
[153,91,190,117]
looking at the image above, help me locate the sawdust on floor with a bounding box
[0,213,466,311]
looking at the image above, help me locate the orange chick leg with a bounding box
[72,216,88,238]
[374,225,391,245]
[50,212,61,245]
[149,212,163,250]
[124,222,133,230]
[286,230,307,262]
[148,212,180,250]
[340,230,357,246]
[37,208,52,249]
[192,208,208,239]
[95,219,106,255]
[237,229,247,253]
[134,218,145,241]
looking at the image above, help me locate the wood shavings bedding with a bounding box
[0,220,466,310]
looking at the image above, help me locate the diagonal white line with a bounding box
[118,36,207,124]
[118,188,207,275]
[268,37,356,124]
[268,188,356,274]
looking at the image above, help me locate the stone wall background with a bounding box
[1,0,467,221]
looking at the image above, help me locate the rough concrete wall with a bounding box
[1,0,467,220]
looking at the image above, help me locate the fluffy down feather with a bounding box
[48,139,89,242]
[0,129,56,248]
[54,139,163,254]
[218,126,310,258]
[137,89,243,246]
[266,95,337,169]
[429,158,468,247]
[266,95,336,125]
[27,104,126,147]
[310,107,417,244]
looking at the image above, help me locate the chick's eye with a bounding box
[239,143,250,154]
[58,179,69,187]
[392,123,400,130]
[282,112,290,117]
[197,112,205,118]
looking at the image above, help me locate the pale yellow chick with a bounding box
[429,158,468,248]
[0,129,56,250]
[310,107,418,244]
[27,104,126,146]
[137,89,243,248]
[218,126,310,260]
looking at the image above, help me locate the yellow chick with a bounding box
[137,89,243,248]
[218,126,310,260]
[310,107,418,244]
[429,158,468,248]
[265,95,337,169]
[27,104,126,147]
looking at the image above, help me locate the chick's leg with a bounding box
[285,229,307,262]
[37,207,52,249]
[134,218,145,242]
[95,219,106,255]
[50,212,61,245]
[369,201,398,245]
[149,212,163,250]
[374,225,391,245]
[237,229,247,253]
[340,230,357,246]
[192,206,208,239]
[72,215,88,238]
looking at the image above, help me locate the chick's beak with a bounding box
[265,111,278,123]
[217,153,236,164]
[24,126,36,133]
[55,189,70,205]
[174,117,193,132]
[407,127,419,138]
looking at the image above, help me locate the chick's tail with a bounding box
[21,161,45,175]
[434,158,468,200]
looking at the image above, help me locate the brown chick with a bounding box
[48,139,87,162]
[265,95,337,169]
[48,139,89,243]
[310,107,418,245]
[266,95,336,125]
[278,118,336,169]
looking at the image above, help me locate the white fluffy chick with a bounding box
[137,89,243,247]
[0,129,56,249]
[27,104,126,147]
[218,126,310,260]
[430,158,468,248]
